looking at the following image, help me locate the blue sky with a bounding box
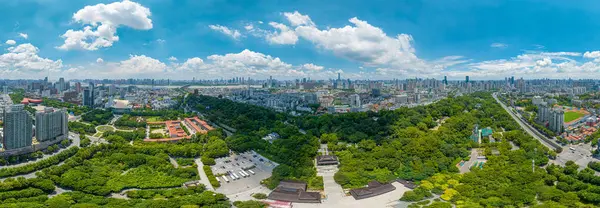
[3,0,600,80]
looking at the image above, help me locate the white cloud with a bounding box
[463,51,595,79]
[118,55,166,74]
[209,25,241,40]
[18,33,28,39]
[490,43,507,48]
[536,58,551,67]
[244,24,254,31]
[266,22,298,45]
[168,56,178,61]
[294,16,429,74]
[283,11,315,26]
[584,51,600,59]
[301,63,324,71]
[0,43,63,76]
[96,58,104,63]
[58,0,153,51]
[5,40,16,45]
[156,39,166,44]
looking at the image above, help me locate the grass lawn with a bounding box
[146,117,164,122]
[97,125,116,132]
[564,111,585,123]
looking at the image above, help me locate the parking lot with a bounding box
[212,151,278,196]
[553,143,599,170]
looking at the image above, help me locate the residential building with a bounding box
[35,107,68,142]
[3,104,33,150]
[549,108,564,133]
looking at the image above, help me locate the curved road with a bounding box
[492,93,561,151]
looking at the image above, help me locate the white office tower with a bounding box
[35,107,68,142]
[3,104,33,150]
[350,94,361,108]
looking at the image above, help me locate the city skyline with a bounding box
[4,1,600,80]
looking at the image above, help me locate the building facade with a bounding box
[3,104,33,150]
[35,107,68,142]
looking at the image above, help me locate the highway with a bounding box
[492,93,561,151]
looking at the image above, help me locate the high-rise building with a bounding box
[2,86,7,94]
[337,73,341,81]
[443,76,448,85]
[465,76,470,83]
[350,94,361,108]
[109,84,116,95]
[83,83,95,107]
[75,82,82,93]
[3,104,33,150]
[549,108,564,133]
[35,107,68,142]
[58,77,65,92]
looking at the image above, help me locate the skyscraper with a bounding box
[3,104,33,150]
[83,83,95,107]
[2,86,7,94]
[443,76,448,85]
[35,107,68,142]
[337,73,341,81]
[58,77,65,92]
[465,76,469,83]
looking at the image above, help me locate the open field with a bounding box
[151,129,166,134]
[97,125,116,132]
[146,116,164,122]
[565,111,585,123]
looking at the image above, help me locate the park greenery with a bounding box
[68,122,97,135]
[177,158,196,166]
[6,91,600,207]
[203,165,221,188]
[114,114,147,128]
[42,98,90,116]
[81,109,114,125]
[0,147,79,178]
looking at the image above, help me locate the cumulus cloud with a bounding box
[244,24,254,31]
[490,43,507,48]
[584,51,600,59]
[5,40,16,45]
[0,43,63,76]
[209,25,241,40]
[283,11,315,26]
[463,51,598,79]
[168,56,178,61]
[96,58,104,63]
[18,33,28,39]
[266,22,298,45]
[58,0,153,50]
[301,63,324,71]
[294,15,431,75]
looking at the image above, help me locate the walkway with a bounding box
[195,158,214,191]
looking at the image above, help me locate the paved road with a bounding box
[169,156,179,168]
[492,93,560,151]
[0,133,81,170]
[195,158,214,191]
